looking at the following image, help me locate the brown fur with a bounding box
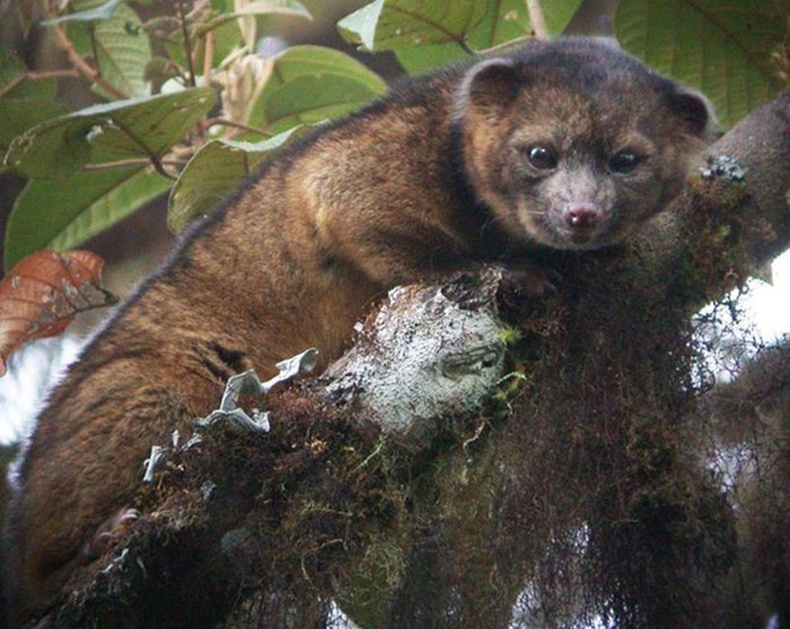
[3,37,712,621]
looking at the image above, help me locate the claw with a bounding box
[81,508,140,561]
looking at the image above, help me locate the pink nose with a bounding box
[564,203,600,230]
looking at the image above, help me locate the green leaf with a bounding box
[337,0,384,51]
[4,167,171,270]
[201,0,311,31]
[247,45,387,133]
[339,0,489,53]
[67,1,152,97]
[339,0,583,74]
[388,0,525,74]
[615,0,789,128]
[5,87,216,179]
[257,75,379,132]
[40,0,125,25]
[339,0,583,73]
[390,42,471,75]
[0,46,26,94]
[0,50,68,156]
[168,125,314,231]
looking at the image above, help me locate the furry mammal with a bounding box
[4,37,713,621]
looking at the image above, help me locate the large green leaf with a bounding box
[4,167,171,270]
[392,0,583,74]
[338,0,582,74]
[168,125,315,230]
[615,0,789,128]
[65,1,152,98]
[0,50,68,156]
[5,87,216,179]
[339,0,487,51]
[247,45,387,133]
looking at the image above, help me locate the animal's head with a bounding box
[455,37,714,250]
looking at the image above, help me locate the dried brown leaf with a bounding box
[0,250,117,375]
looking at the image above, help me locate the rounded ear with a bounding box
[455,57,522,121]
[668,86,717,141]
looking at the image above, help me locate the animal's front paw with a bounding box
[81,508,140,561]
[499,264,560,299]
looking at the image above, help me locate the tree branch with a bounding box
[36,269,514,627]
[650,90,790,310]
[701,89,790,267]
[33,91,790,628]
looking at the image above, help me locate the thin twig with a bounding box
[525,0,549,40]
[202,30,214,88]
[175,0,197,87]
[26,69,81,81]
[83,158,181,173]
[477,35,533,56]
[53,27,129,99]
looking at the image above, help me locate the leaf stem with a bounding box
[459,40,476,56]
[108,118,178,180]
[175,0,197,87]
[525,0,549,39]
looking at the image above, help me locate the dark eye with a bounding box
[525,145,558,171]
[608,151,642,174]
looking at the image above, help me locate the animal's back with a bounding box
[2,63,463,621]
